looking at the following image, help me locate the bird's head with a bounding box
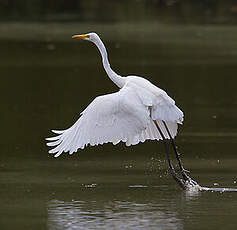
[72,32,100,43]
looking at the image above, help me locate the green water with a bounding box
[1,21,237,229]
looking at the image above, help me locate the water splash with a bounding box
[200,187,237,192]
[184,179,237,193]
[128,185,148,188]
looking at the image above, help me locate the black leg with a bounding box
[153,120,186,189]
[162,121,189,180]
[162,121,198,185]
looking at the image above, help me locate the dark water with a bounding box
[1,22,237,229]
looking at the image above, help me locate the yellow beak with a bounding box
[72,34,89,39]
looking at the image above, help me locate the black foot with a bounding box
[180,167,198,186]
[182,168,190,174]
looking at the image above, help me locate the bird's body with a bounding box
[47,33,183,158]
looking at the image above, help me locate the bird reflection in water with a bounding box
[47,199,183,230]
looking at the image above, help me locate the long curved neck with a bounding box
[92,38,125,88]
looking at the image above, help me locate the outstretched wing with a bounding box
[115,77,184,145]
[46,84,150,157]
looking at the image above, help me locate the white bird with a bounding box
[46,32,184,158]
[46,32,200,190]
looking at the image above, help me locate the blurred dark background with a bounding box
[1,0,237,24]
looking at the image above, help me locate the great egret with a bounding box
[46,32,197,189]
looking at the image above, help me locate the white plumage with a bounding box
[46,33,183,157]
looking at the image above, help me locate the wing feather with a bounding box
[47,85,150,157]
[47,77,184,157]
[125,119,178,146]
[125,77,184,124]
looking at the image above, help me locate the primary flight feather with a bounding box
[46,32,183,157]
